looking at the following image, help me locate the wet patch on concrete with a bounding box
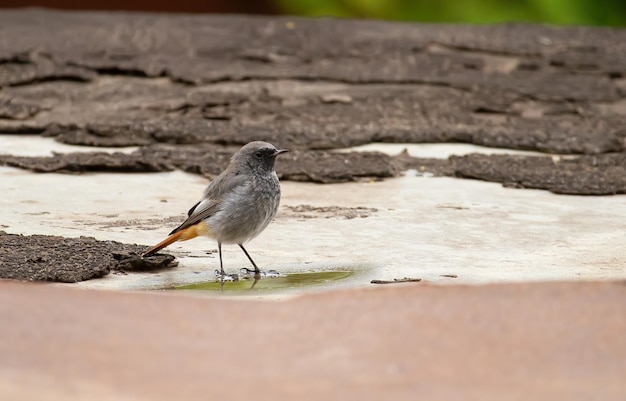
[173,270,354,294]
[0,231,176,282]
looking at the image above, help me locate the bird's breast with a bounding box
[205,173,281,244]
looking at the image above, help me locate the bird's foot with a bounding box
[239,268,281,279]
[214,270,239,281]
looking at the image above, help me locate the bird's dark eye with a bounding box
[254,151,263,158]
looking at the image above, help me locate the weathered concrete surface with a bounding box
[1,159,625,289]
[1,280,624,400]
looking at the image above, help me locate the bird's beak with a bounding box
[272,149,289,157]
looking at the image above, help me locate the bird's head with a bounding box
[233,141,289,173]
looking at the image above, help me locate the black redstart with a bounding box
[142,141,288,278]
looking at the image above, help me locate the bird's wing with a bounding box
[169,172,248,235]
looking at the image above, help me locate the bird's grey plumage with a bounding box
[141,141,288,278]
[169,141,285,244]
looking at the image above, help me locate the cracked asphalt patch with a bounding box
[0,231,176,282]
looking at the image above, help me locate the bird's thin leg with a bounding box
[214,242,238,282]
[218,242,225,275]
[238,244,280,280]
[238,244,260,274]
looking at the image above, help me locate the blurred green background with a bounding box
[274,0,626,26]
[2,0,625,26]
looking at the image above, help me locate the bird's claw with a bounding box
[214,270,239,281]
[239,268,281,279]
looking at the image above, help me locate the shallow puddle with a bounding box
[173,270,355,294]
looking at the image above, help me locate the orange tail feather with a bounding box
[141,222,210,257]
[141,231,185,257]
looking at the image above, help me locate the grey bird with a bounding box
[142,141,288,278]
